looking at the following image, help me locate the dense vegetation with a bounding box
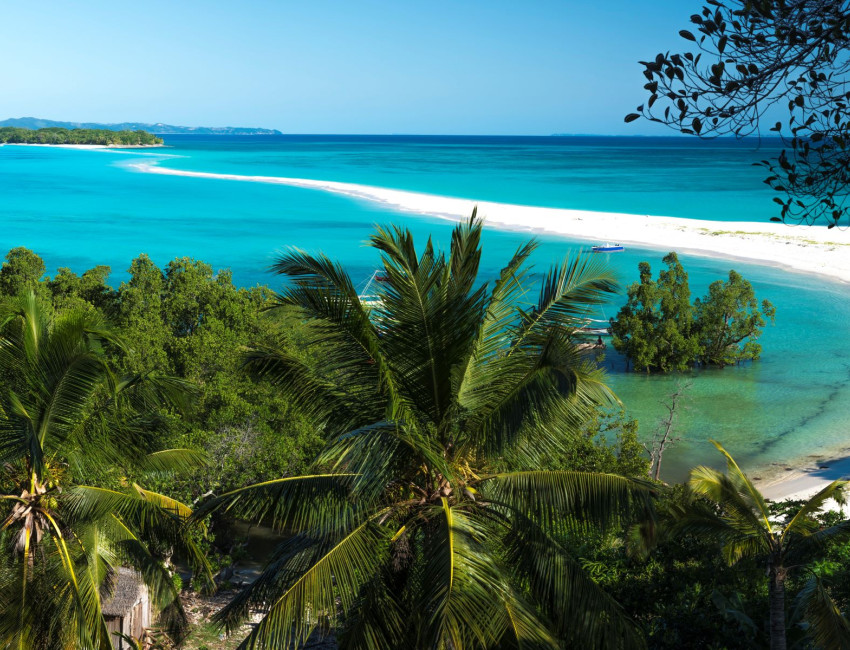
[0,126,162,146]
[0,233,847,650]
[610,252,775,372]
[198,217,655,649]
[0,295,210,647]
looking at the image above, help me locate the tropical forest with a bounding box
[4,0,850,648]
[1,212,849,650]
[0,127,162,146]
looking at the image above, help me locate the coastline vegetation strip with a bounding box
[0,126,162,146]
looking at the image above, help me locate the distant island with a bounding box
[0,127,163,146]
[0,117,282,136]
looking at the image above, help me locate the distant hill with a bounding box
[0,117,282,136]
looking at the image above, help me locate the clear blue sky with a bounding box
[2,0,703,135]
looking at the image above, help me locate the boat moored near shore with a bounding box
[591,243,625,253]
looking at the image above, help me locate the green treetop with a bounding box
[0,126,162,146]
[610,253,701,372]
[197,213,654,649]
[611,252,774,372]
[694,269,777,367]
[677,442,850,650]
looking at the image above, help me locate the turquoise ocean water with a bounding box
[1,135,848,482]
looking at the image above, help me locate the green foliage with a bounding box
[0,126,162,145]
[0,294,210,648]
[676,442,850,649]
[0,247,47,297]
[611,253,775,371]
[694,270,776,367]
[610,253,700,372]
[585,485,768,649]
[500,408,650,478]
[0,247,326,612]
[109,255,324,497]
[198,214,655,649]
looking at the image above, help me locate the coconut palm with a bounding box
[0,293,210,649]
[677,441,850,650]
[200,214,654,649]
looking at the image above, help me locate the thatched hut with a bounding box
[102,567,152,649]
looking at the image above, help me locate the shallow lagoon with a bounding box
[1,139,848,481]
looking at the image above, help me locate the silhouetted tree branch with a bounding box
[628,0,850,228]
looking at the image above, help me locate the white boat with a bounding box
[591,243,625,253]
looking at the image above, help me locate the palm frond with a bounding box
[687,463,772,543]
[234,520,388,649]
[478,470,653,533]
[370,219,486,428]
[137,448,208,474]
[456,239,536,406]
[268,248,403,422]
[708,440,773,534]
[317,421,454,500]
[192,474,358,535]
[511,253,619,352]
[244,343,382,436]
[504,511,646,649]
[782,479,848,543]
[420,499,541,649]
[63,485,211,584]
[793,574,850,650]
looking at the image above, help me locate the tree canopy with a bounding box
[0,127,162,146]
[0,241,846,650]
[197,214,655,649]
[0,293,210,647]
[628,0,850,227]
[610,252,775,371]
[678,441,850,649]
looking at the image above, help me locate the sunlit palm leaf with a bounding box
[236,520,388,650]
[137,448,208,474]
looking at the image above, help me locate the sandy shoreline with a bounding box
[124,161,850,502]
[760,455,850,511]
[130,161,850,286]
[1,143,164,149]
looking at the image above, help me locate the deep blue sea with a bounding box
[1,134,848,482]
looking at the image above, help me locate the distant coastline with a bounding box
[1,143,164,149]
[0,116,282,136]
[0,126,162,146]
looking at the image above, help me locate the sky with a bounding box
[1,0,704,135]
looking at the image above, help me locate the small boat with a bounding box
[591,243,625,253]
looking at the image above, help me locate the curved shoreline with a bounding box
[1,143,165,149]
[128,161,850,286]
[126,160,850,501]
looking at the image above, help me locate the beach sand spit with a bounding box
[127,161,850,501]
[130,162,850,286]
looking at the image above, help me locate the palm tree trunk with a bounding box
[768,562,787,650]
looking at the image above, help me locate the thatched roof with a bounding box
[101,567,146,618]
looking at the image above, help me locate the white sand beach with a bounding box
[0,143,164,149]
[130,162,850,286]
[761,456,850,510]
[129,161,850,504]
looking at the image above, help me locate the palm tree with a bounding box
[200,214,654,649]
[677,441,850,650]
[0,293,210,649]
